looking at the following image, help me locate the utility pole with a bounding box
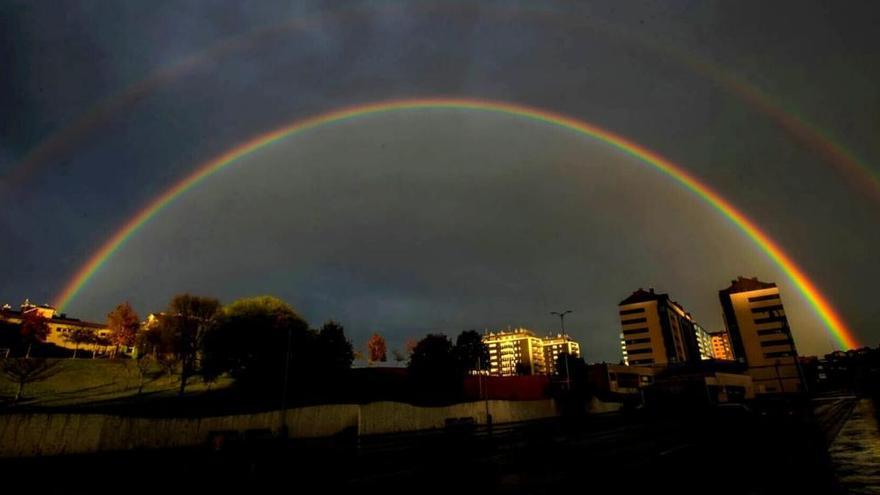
[551,310,573,390]
[280,325,293,438]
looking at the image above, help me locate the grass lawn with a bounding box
[0,358,233,412]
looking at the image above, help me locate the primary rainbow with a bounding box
[53,97,860,349]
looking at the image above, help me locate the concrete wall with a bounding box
[0,400,556,458]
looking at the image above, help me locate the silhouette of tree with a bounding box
[316,320,354,374]
[408,334,460,403]
[368,333,387,364]
[454,330,488,374]
[155,294,221,395]
[1,358,62,404]
[107,302,140,356]
[203,296,310,396]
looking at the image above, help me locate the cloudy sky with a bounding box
[1,0,878,361]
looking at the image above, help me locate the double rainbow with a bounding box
[53,97,860,349]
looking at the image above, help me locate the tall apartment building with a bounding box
[543,334,581,375]
[618,288,704,366]
[694,323,714,361]
[719,276,803,394]
[484,329,547,376]
[710,330,735,360]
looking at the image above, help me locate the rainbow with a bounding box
[53,97,860,349]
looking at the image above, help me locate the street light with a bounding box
[550,310,573,390]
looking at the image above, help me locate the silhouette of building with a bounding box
[618,288,706,366]
[719,276,803,394]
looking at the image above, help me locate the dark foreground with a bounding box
[1,399,854,494]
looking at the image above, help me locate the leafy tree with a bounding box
[367,332,387,364]
[1,358,62,404]
[155,294,221,395]
[202,296,309,395]
[408,334,460,403]
[316,320,354,374]
[20,313,50,357]
[454,330,488,374]
[62,328,95,359]
[107,302,140,356]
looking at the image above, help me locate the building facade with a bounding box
[710,330,735,360]
[542,334,581,375]
[0,300,112,353]
[483,329,584,377]
[618,288,704,366]
[484,329,547,376]
[719,276,803,394]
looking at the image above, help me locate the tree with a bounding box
[155,294,221,396]
[107,302,140,356]
[62,328,95,358]
[20,313,49,357]
[391,348,406,364]
[315,320,354,375]
[408,334,460,403]
[367,333,387,364]
[2,358,62,404]
[202,296,310,395]
[454,330,488,374]
[127,354,155,395]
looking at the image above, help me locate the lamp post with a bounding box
[551,310,573,390]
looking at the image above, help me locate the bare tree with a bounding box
[2,358,62,404]
[126,354,155,395]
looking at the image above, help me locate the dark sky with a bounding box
[1,0,878,361]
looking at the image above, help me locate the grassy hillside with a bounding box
[0,358,232,410]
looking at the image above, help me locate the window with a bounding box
[751,304,784,314]
[748,294,780,303]
[760,339,790,347]
[621,317,647,325]
[629,359,654,365]
[754,315,785,324]
[622,327,649,336]
[764,351,793,358]
[627,348,653,355]
[624,337,651,345]
[757,328,786,336]
[619,307,645,316]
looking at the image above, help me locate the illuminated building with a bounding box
[0,299,112,353]
[542,334,581,375]
[694,323,714,361]
[618,288,705,366]
[484,329,546,376]
[719,277,804,394]
[710,330,735,360]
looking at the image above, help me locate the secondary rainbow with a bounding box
[53,97,860,349]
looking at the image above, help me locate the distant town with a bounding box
[0,275,872,405]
